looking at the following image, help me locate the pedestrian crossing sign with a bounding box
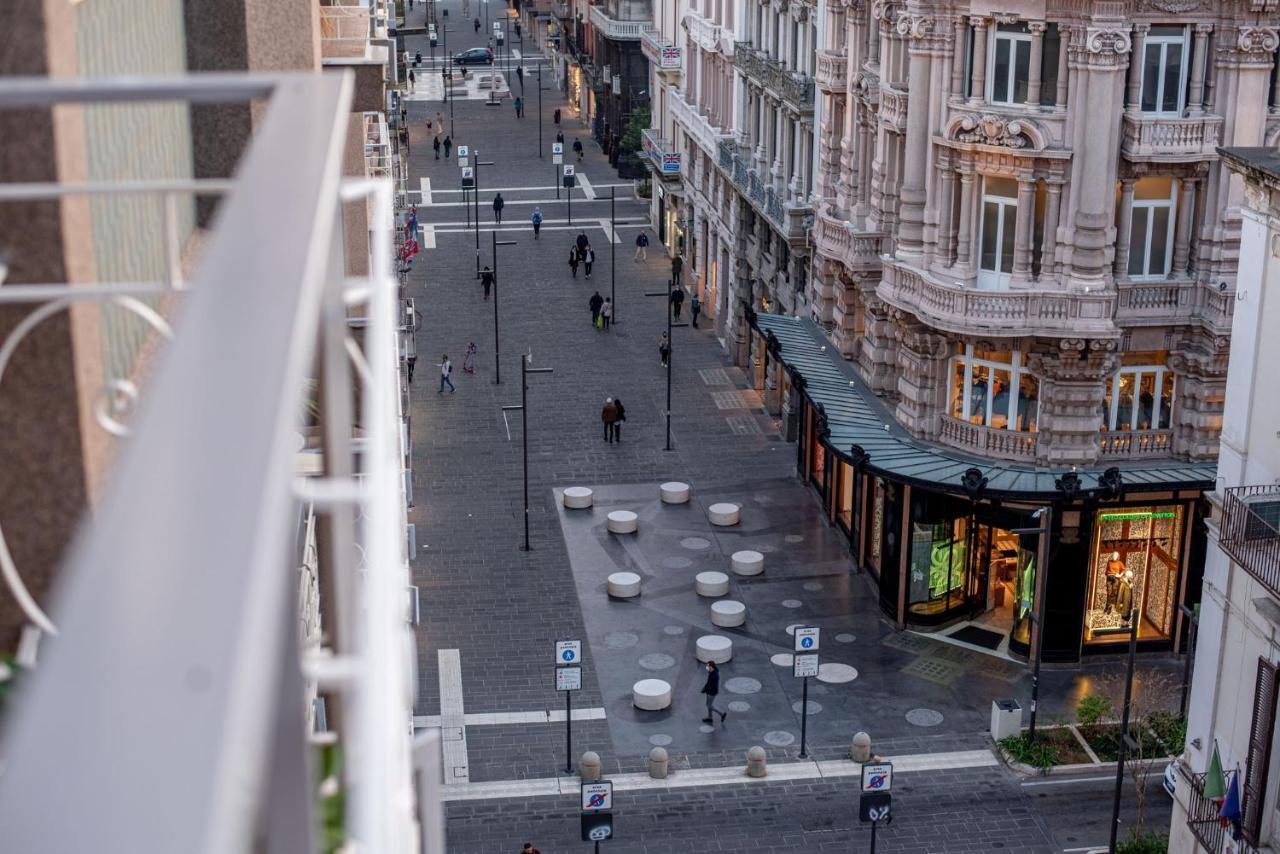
[457,145,469,157]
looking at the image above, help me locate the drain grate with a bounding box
[712,390,751,409]
[901,656,966,686]
[699,367,731,385]
[725,415,762,435]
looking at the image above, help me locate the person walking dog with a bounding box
[701,660,727,726]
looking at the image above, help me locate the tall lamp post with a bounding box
[645,280,689,451]
[491,232,515,384]
[471,147,495,278]
[1108,600,1142,853]
[609,187,617,323]
[1010,506,1052,743]
[502,352,554,551]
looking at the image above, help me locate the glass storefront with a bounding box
[1083,505,1184,645]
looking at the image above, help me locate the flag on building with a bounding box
[1205,743,1226,801]
[1219,767,1242,837]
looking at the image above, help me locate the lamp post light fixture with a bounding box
[502,351,553,551]
[491,232,516,384]
[645,280,689,451]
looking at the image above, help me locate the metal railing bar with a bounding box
[0,282,170,303]
[0,72,312,108]
[0,71,355,852]
[0,178,235,201]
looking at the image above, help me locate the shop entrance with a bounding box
[963,523,1018,639]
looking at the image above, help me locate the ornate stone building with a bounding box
[808,0,1277,469]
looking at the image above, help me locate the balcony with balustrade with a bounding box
[589,4,646,40]
[1219,484,1280,601]
[684,8,721,52]
[812,206,883,273]
[1098,429,1175,460]
[641,127,681,180]
[1121,112,1225,162]
[732,42,814,112]
[1115,278,1235,334]
[715,139,811,240]
[669,93,731,160]
[815,50,847,94]
[938,415,1039,461]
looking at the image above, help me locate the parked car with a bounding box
[453,47,493,65]
[1163,756,1181,798]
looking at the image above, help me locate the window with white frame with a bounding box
[1127,176,1177,279]
[978,175,1018,289]
[948,344,1040,432]
[1140,26,1189,115]
[1103,364,1175,431]
[988,23,1032,105]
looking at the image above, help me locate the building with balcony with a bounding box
[583,0,653,150]
[1168,147,1280,854]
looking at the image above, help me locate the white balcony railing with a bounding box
[815,50,847,93]
[938,414,1039,461]
[684,9,721,51]
[1099,429,1175,459]
[641,27,682,70]
[669,92,731,159]
[1115,278,1235,332]
[0,73,439,853]
[812,207,882,272]
[641,127,681,176]
[1121,113,1224,160]
[589,5,645,40]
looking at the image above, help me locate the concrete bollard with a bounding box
[579,751,601,781]
[850,732,872,762]
[746,745,768,778]
[648,747,669,779]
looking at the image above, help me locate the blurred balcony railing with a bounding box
[0,72,439,854]
[1220,484,1280,600]
[321,0,392,60]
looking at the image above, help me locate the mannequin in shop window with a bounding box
[1104,552,1127,613]
[1114,569,1135,624]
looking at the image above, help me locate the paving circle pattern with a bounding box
[662,625,686,636]
[727,701,751,713]
[699,724,715,733]
[754,544,777,553]
[639,653,676,671]
[781,599,803,609]
[835,633,856,643]
[802,582,824,592]
[784,534,805,544]
[724,677,763,694]
[769,653,794,667]
[906,707,945,727]
[792,700,823,715]
[648,734,673,747]
[817,663,858,684]
[605,631,639,649]
[680,537,711,550]
[763,730,796,746]
[784,624,803,635]
[662,555,693,569]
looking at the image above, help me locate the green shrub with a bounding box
[999,733,1060,770]
[1116,830,1168,854]
[1148,710,1187,755]
[1077,694,1114,727]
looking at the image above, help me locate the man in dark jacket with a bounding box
[589,291,604,326]
[575,231,589,256]
[701,661,727,726]
[671,253,683,284]
[480,266,494,300]
[670,286,685,321]
[493,193,506,223]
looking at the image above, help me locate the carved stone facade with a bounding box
[803,0,1278,466]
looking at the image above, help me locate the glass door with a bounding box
[978,176,1018,290]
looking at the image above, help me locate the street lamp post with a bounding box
[502,352,554,551]
[645,280,689,451]
[492,232,515,384]
[610,187,617,323]
[1011,506,1052,743]
[1108,604,1142,853]
[473,149,494,278]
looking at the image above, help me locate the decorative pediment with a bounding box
[1136,0,1200,11]
[946,112,1047,151]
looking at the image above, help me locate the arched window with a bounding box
[948,344,1039,432]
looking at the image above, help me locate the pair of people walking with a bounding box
[600,397,626,443]
[589,291,612,330]
[569,235,594,278]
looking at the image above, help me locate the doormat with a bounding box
[948,625,1005,650]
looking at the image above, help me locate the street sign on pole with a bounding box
[861,761,893,793]
[556,639,582,665]
[581,781,613,811]
[580,811,614,842]
[460,167,474,189]
[456,145,469,157]
[793,653,819,678]
[555,666,581,691]
[794,626,820,653]
[859,791,891,822]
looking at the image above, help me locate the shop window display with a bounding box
[1084,506,1184,644]
[908,517,968,615]
[868,478,884,577]
[837,462,855,533]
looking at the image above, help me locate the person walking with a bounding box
[492,192,505,223]
[436,111,444,130]
[690,294,702,328]
[531,206,543,238]
[575,231,589,257]
[462,341,477,373]
[600,297,613,331]
[443,135,453,157]
[437,354,456,394]
[700,661,727,726]
[671,253,683,284]
[670,286,685,321]
[473,16,481,32]
[553,107,561,126]
[480,265,494,300]
[589,291,604,327]
[634,231,648,261]
[573,137,584,161]
[583,245,595,278]
[555,129,564,145]
[433,134,441,159]
[658,331,670,367]
[611,396,625,442]
[408,69,416,91]
[513,95,523,118]
[568,246,580,278]
[413,49,421,67]
[601,398,618,443]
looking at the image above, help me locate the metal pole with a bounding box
[474,151,481,278]
[565,689,573,774]
[665,279,673,451]
[1108,608,1141,853]
[538,65,543,157]
[610,188,616,323]
[799,675,809,758]
[1028,506,1051,743]
[870,819,877,854]
[521,353,530,551]
[567,178,572,225]
[1179,604,1198,718]
[492,230,501,383]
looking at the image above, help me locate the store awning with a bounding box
[752,312,1216,500]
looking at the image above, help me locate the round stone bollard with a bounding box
[648,747,670,779]
[746,745,768,778]
[850,731,872,762]
[580,751,602,782]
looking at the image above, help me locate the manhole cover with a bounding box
[727,701,751,712]
[817,663,858,684]
[803,581,824,592]
[649,734,673,746]
[699,723,715,733]
[639,653,676,671]
[835,633,856,643]
[781,599,803,609]
[605,632,639,649]
[725,677,762,694]
[662,555,693,568]
[662,625,686,636]
[681,537,711,550]
[792,701,823,715]
[906,708,945,727]
[770,653,794,667]
[754,543,777,553]
[763,730,796,746]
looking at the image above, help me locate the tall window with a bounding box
[1103,364,1175,431]
[1128,176,1177,279]
[988,23,1031,105]
[978,176,1018,289]
[949,344,1040,432]
[1141,26,1189,115]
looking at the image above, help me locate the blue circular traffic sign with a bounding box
[562,649,575,662]
[800,637,814,649]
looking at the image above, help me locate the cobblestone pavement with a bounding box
[400,4,1180,848]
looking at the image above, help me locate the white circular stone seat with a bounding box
[710,599,747,628]
[696,634,734,663]
[708,502,741,526]
[660,481,691,504]
[695,571,730,597]
[607,572,641,598]
[633,678,672,711]
[730,550,764,576]
[606,510,638,533]
[562,486,594,509]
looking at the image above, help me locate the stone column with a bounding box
[1026,22,1046,108]
[969,17,988,104]
[894,323,951,438]
[951,17,967,98]
[868,5,880,66]
[955,169,976,269]
[1029,342,1119,466]
[937,162,956,266]
[1125,24,1149,113]
[1011,176,1037,281]
[1113,178,1136,278]
[1189,24,1211,113]
[895,13,936,258]
[1172,177,1197,275]
[1055,32,1069,108]
[1041,179,1064,279]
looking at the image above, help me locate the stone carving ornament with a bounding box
[953,113,1033,149]
[1238,27,1280,55]
[895,12,933,41]
[1136,0,1200,11]
[1085,27,1132,56]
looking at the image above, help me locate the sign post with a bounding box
[555,639,582,773]
[793,627,819,758]
[859,761,893,853]
[552,142,563,199]
[563,164,576,224]
[580,780,614,851]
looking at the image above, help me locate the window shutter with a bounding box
[1243,657,1279,845]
